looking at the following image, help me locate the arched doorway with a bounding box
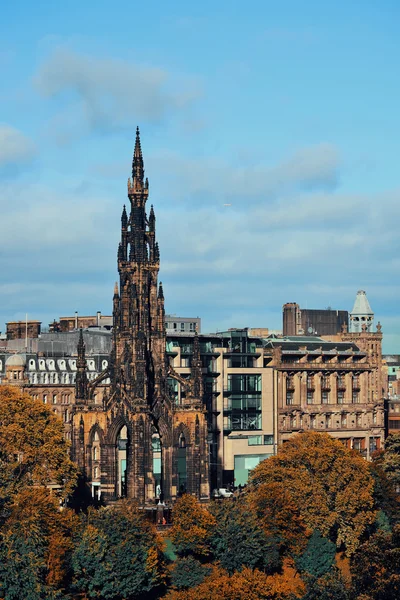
[177,432,187,495]
[116,425,129,497]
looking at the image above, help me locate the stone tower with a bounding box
[349,290,374,333]
[71,128,209,503]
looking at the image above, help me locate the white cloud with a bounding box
[34,49,201,136]
[149,142,340,205]
[0,124,36,167]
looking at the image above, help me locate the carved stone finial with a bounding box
[341,322,348,333]
[376,321,382,332]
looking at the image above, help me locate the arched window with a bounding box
[94,466,99,479]
[93,446,99,460]
[53,394,57,404]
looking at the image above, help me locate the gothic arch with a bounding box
[173,422,191,447]
[157,416,172,448]
[89,423,105,446]
[106,414,131,445]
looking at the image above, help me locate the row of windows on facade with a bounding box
[286,374,361,388]
[282,412,380,430]
[30,392,102,406]
[165,322,198,331]
[26,372,109,385]
[286,390,362,405]
[28,358,108,371]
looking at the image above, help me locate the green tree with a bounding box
[0,488,76,600]
[209,499,281,574]
[0,386,77,515]
[71,501,165,599]
[170,557,211,590]
[351,525,400,600]
[378,433,400,494]
[302,570,351,600]
[295,530,336,578]
[249,432,376,555]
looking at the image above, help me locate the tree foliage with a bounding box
[302,569,351,600]
[0,386,77,512]
[0,488,77,599]
[170,495,216,558]
[170,557,211,590]
[351,525,400,600]
[209,498,281,574]
[165,562,305,600]
[295,530,336,578]
[249,432,376,554]
[71,501,165,599]
[377,433,400,495]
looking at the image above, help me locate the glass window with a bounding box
[264,434,274,445]
[286,391,294,405]
[322,391,329,404]
[234,454,271,486]
[337,391,345,404]
[307,391,314,405]
[248,435,262,446]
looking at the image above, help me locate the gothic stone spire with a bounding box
[75,328,89,401]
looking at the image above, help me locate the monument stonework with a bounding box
[71,129,209,503]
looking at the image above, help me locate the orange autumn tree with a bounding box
[165,562,305,600]
[249,432,376,555]
[170,495,216,558]
[0,385,78,508]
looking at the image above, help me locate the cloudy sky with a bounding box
[1,1,400,351]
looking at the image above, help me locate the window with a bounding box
[227,375,261,393]
[337,391,345,404]
[173,323,177,330]
[307,375,314,389]
[321,391,330,404]
[53,394,57,404]
[322,375,330,389]
[341,414,347,427]
[93,466,99,479]
[352,391,360,404]
[264,435,274,445]
[181,322,185,331]
[93,446,99,460]
[43,394,47,404]
[234,454,272,486]
[369,437,380,453]
[286,391,294,405]
[286,376,295,390]
[337,375,345,388]
[248,435,262,446]
[307,391,314,405]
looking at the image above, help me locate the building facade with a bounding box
[0,134,389,496]
[283,303,348,337]
[272,328,386,457]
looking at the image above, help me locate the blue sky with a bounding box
[1,1,400,351]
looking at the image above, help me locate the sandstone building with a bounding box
[0,133,388,496]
